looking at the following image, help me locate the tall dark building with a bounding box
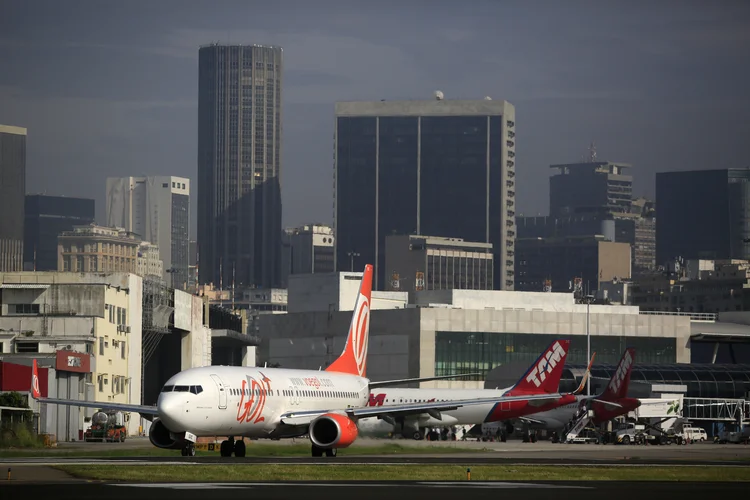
[656,168,750,265]
[0,124,26,271]
[24,194,95,271]
[334,97,516,290]
[549,161,633,216]
[198,44,283,288]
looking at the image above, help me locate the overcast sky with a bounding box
[1,0,748,238]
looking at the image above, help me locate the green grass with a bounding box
[55,464,750,482]
[0,442,489,458]
[0,424,45,449]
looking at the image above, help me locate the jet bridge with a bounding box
[682,397,750,424]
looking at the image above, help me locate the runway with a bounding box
[1,481,747,499]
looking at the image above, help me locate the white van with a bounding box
[681,426,707,442]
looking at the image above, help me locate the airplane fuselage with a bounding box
[157,365,368,438]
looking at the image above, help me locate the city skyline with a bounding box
[1,2,747,236]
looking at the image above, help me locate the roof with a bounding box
[690,321,750,342]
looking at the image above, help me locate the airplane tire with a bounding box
[234,440,246,458]
[325,448,337,457]
[311,445,323,457]
[220,440,233,457]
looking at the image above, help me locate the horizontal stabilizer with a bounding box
[591,398,623,409]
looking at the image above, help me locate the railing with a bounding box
[682,397,749,422]
[639,311,717,322]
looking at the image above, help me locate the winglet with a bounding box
[31,359,41,400]
[573,351,596,395]
[325,264,373,378]
[508,339,570,395]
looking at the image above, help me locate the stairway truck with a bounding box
[83,411,128,442]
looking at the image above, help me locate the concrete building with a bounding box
[106,176,190,289]
[280,224,335,287]
[257,272,692,388]
[198,44,283,290]
[384,234,493,291]
[515,235,631,293]
[549,161,633,216]
[58,224,140,274]
[137,241,163,279]
[0,272,143,437]
[24,195,95,272]
[0,124,26,272]
[656,168,750,265]
[334,96,517,291]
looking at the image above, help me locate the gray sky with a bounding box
[1,0,748,239]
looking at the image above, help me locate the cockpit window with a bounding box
[161,384,203,394]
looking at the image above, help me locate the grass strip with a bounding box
[0,442,487,458]
[55,464,750,482]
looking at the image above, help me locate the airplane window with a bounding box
[174,385,190,392]
[161,385,174,392]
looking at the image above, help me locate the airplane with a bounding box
[477,348,640,439]
[30,264,581,458]
[357,340,594,440]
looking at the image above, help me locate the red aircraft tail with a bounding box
[30,359,41,399]
[325,264,373,378]
[507,340,570,395]
[600,348,635,401]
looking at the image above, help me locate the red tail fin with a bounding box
[601,348,635,401]
[31,359,41,399]
[325,264,373,377]
[508,340,570,395]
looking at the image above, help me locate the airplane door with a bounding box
[210,374,228,410]
[288,386,296,406]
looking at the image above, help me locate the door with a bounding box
[210,374,228,410]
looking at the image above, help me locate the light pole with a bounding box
[583,294,595,396]
[347,251,360,272]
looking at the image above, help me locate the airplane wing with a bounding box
[36,397,158,418]
[279,392,567,426]
[517,415,549,425]
[369,373,482,388]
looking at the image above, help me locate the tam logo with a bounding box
[609,351,633,394]
[368,393,386,407]
[525,341,566,388]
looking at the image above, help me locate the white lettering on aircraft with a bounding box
[608,350,633,394]
[525,341,567,387]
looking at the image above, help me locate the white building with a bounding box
[106,176,190,289]
[0,271,143,437]
[280,224,335,287]
[258,271,693,388]
[137,241,163,279]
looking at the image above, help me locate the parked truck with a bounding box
[84,411,127,442]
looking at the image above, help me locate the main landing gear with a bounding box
[311,444,337,457]
[219,437,247,457]
[181,442,196,456]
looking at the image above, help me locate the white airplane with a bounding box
[358,339,593,439]
[30,264,576,458]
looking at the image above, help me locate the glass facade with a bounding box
[170,193,190,289]
[0,128,26,272]
[335,111,515,290]
[198,44,282,288]
[434,331,676,381]
[563,363,750,399]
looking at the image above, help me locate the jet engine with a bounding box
[308,413,359,449]
[148,418,184,450]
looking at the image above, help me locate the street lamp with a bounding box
[347,251,360,272]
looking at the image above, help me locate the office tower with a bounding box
[106,176,190,288]
[334,96,516,290]
[24,194,95,271]
[280,224,335,286]
[58,224,140,273]
[0,124,26,271]
[656,168,750,264]
[198,44,283,289]
[549,161,633,216]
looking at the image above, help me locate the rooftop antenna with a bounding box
[588,142,597,162]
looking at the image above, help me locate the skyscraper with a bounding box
[0,124,26,271]
[198,44,283,289]
[334,97,517,290]
[106,176,190,289]
[24,194,95,271]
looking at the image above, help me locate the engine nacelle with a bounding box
[148,418,184,450]
[309,413,359,449]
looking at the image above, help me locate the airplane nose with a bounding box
[157,394,187,431]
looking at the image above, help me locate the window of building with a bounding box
[15,341,38,353]
[12,304,40,314]
[99,337,104,355]
[121,342,126,359]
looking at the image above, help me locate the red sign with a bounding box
[55,350,91,373]
[0,361,48,397]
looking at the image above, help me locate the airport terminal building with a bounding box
[257,272,695,388]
